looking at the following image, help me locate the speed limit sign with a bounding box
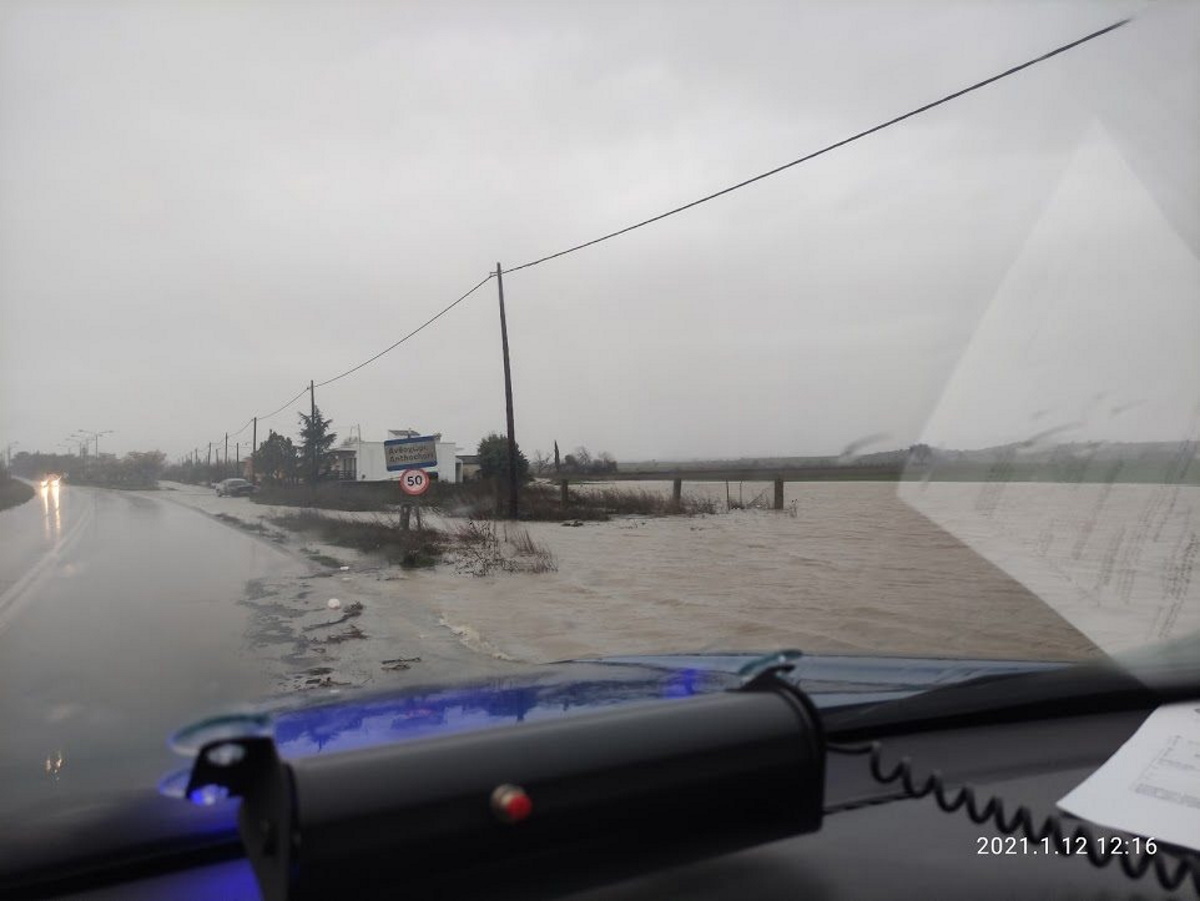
[398,469,431,496]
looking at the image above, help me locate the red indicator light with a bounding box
[491,784,533,823]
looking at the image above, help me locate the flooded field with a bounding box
[407,480,1132,664]
[163,479,1198,673]
[413,478,1197,664]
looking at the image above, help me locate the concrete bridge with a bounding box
[551,464,905,510]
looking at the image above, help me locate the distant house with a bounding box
[457,454,481,482]
[328,448,357,481]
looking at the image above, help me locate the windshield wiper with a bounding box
[822,657,1199,742]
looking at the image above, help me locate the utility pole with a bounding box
[309,380,317,487]
[224,433,229,477]
[495,263,519,519]
[251,417,257,484]
[236,442,240,477]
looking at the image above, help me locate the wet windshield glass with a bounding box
[0,0,1196,825]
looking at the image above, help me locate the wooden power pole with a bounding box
[309,380,317,486]
[496,263,518,519]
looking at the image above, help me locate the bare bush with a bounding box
[502,524,558,573]
[270,511,444,568]
[447,520,557,575]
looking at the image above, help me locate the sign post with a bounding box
[397,467,431,531]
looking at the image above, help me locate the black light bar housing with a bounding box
[186,668,825,901]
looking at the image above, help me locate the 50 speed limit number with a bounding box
[398,469,431,496]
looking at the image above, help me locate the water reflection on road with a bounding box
[39,480,62,543]
[0,485,308,814]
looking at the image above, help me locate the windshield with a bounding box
[0,0,1197,834]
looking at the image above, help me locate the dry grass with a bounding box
[447,519,558,576]
[0,478,35,512]
[272,510,443,568]
[270,509,557,575]
[427,480,718,521]
[577,486,718,516]
[252,482,399,511]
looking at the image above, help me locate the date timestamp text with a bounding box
[976,836,1158,856]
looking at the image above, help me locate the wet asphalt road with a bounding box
[0,483,306,813]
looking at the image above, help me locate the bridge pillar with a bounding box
[774,478,784,510]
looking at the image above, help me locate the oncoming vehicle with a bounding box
[215,478,255,497]
[0,3,1197,901]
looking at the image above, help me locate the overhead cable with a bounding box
[191,17,1129,454]
[314,273,495,389]
[500,18,1129,276]
[257,387,312,425]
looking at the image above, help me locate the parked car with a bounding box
[214,478,255,497]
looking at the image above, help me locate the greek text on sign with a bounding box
[384,435,438,471]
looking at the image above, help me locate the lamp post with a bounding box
[73,429,113,458]
[72,430,112,479]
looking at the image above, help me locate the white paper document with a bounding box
[1058,703,1200,853]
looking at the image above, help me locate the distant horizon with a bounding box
[9,435,1197,467]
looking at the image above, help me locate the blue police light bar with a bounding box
[186,668,825,901]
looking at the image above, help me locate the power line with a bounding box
[500,17,1130,276]
[257,387,311,426]
[194,275,494,455]
[314,273,495,389]
[229,418,254,439]
[206,391,305,451]
[189,16,1129,458]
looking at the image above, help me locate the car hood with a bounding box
[0,650,1114,893]
[165,650,1067,767]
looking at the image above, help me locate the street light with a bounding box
[73,429,113,458]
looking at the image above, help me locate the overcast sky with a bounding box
[2,0,1196,462]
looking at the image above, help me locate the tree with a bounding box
[907,443,933,465]
[298,406,337,486]
[124,451,166,486]
[477,432,529,482]
[254,430,299,486]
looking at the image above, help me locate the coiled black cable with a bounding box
[828,741,1200,895]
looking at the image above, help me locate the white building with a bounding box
[342,430,462,483]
